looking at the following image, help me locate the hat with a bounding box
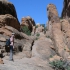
[12,33,15,35]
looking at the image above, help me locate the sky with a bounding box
[9,0,64,25]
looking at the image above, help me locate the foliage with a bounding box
[49,60,70,70]
[35,37,38,40]
[36,33,40,37]
[50,55,53,58]
[46,36,50,38]
[35,25,38,28]
[21,26,31,36]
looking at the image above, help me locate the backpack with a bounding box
[6,39,11,46]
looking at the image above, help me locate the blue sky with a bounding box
[9,0,63,25]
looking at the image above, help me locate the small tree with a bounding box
[21,26,31,36]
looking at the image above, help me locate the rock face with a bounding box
[47,4,70,59]
[62,0,70,18]
[47,4,59,23]
[32,37,56,60]
[0,0,19,24]
[0,25,33,58]
[46,21,52,38]
[0,0,20,30]
[35,24,44,34]
[61,19,70,49]
[21,16,35,32]
[1,1,70,70]
[0,14,20,30]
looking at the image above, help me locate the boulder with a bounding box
[0,57,54,70]
[46,21,53,38]
[0,26,33,57]
[32,37,56,60]
[61,19,70,49]
[21,16,35,32]
[0,14,20,30]
[0,0,19,24]
[31,26,36,36]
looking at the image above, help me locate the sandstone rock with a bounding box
[0,37,6,42]
[61,19,70,49]
[31,26,36,36]
[49,55,63,62]
[47,4,70,59]
[0,26,34,56]
[47,4,60,23]
[0,14,20,30]
[46,21,53,38]
[0,0,19,24]
[0,58,4,64]
[35,24,44,34]
[61,0,70,18]
[21,16,35,32]
[32,37,56,60]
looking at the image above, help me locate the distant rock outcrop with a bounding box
[62,0,70,18]
[21,16,35,32]
[0,0,20,28]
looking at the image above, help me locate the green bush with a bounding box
[49,60,70,70]
[21,26,31,36]
[35,37,38,40]
[46,36,50,38]
[36,33,40,37]
[50,55,53,58]
[35,25,38,28]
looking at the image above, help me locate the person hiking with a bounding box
[9,33,15,61]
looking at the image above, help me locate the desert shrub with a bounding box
[35,37,38,40]
[50,55,53,58]
[21,26,31,36]
[35,25,38,28]
[46,36,50,38]
[36,33,40,37]
[49,60,70,70]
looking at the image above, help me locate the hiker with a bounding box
[9,33,15,61]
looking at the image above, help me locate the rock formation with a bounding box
[0,0,20,30]
[47,4,59,23]
[47,4,70,59]
[31,26,36,36]
[62,0,70,18]
[61,19,70,49]
[35,24,44,34]
[0,14,20,30]
[0,0,70,70]
[21,16,35,32]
